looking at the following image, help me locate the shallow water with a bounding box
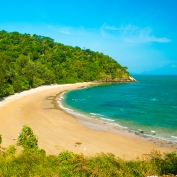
[60,75,177,142]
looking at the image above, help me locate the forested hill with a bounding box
[0,30,130,97]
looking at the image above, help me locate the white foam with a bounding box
[90,113,97,115]
[110,123,128,129]
[58,93,177,143]
[58,92,65,101]
[58,97,129,130]
[151,130,156,135]
[132,130,177,143]
[90,113,104,116]
[100,117,115,122]
[57,96,91,120]
[171,136,177,139]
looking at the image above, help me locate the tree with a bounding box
[17,125,38,150]
[0,30,131,97]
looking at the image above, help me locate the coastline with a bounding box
[58,91,177,153]
[0,82,175,158]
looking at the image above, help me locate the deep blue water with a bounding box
[61,75,177,141]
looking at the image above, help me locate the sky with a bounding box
[0,0,177,75]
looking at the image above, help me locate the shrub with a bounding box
[0,134,2,154]
[5,145,16,155]
[0,134,2,145]
[17,125,38,150]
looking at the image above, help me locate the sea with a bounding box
[59,75,177,142]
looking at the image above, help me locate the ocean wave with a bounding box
[58,98,128,130]
[90,113,104,116]
[130,129,177,143]
[171,136,177,139]
[58,94,177,143]
[90,113,97,115]
[58,92,65,100]
[109,123,128,129]
[100,117,115,122]
[79,86,87,90]
[58,101,90,119]
[57,96,92,120]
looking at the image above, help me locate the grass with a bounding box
[0,125,177,177]
[0,147,177,177]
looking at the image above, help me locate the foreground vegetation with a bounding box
[0,126,177,177]
[0,30,130,98]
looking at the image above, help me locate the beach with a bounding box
[0,82,175,158]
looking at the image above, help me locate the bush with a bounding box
[0,126,176,176]
[17,125,38,150]
[5,145,16,155]
[0,134,2,145]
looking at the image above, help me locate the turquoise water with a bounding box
[60,75,177,142]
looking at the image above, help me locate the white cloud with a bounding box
[103,24,138,32]
[57,29,73,35]
[48,25,74,35]
[101,24,170,44]
[47,25,96,37]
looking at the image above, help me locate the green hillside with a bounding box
[0,30,130,97]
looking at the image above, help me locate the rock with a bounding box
[138,129,144,133]
[129,76,137,82]
[98,76,137,83]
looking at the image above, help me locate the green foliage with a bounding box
[1,84,14,96]
[0,30,131,97]
[0,148,177,176]
[0,135,2,145]
[13,76,30,92]
[17,125,38,150]
[0,126,176,176]
[149,151,177,175]
[5,145,16,156]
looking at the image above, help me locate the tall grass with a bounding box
[0,148,177,177]
[0,126,176,176]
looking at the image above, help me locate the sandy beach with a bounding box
[0,82,175,158]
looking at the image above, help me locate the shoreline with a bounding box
[57,84,177,143]
[0,82,176,158]
[57,91,177,153]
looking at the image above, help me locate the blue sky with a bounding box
[0,0,177,75]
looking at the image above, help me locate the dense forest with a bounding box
[0,30,130,97]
